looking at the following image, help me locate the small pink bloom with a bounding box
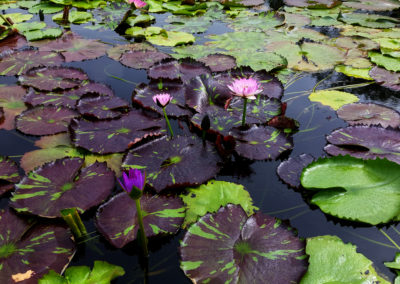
[227,77,262,100]
[128,0,147,8]
[153,93,172,108]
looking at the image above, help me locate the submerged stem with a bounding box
[242,98,248,127]
[163,107,174,138]
[135,198,149,257]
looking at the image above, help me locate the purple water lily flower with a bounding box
[228,77,262,100]
[118,169,145,198]
[153,93,172,108]
[128,0,147,9]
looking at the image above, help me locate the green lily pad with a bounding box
[339,13,399,29]
[301,235,389,283]
[283,0,341,8]
[301,155,400,225]
[385,253,400,270]
[24,28,63,41]
[28,2,64,14]
[147,30,195,47]
[53,10,93,24]
[226,11,284,32]
[0,85,27,130]
[0,13,33,24]
[334,65,373,80]
[165,15,212,34]
[369,51,400,72]
[343,0,400,11]
[309,90,359,110]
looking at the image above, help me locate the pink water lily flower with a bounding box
[128,0,147,8]
[153,93,172,108]
[227,77,263,100]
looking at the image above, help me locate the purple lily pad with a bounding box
[77,96,129,119]
[122,135,222,193]
[198,54,237,72]
[70,110,165,154]
[230,125,294,160]
[0,208,75,283]
[0,50,63,76]
[277,154,315,188]
[0,33,28,54]
[133,80,192,118]
[180,204,307,284]
[337,103,400,128]
[24,82,114,108]
[0,85,27,130]
[19,67,88,91]
[16,106,79,136]
[369,66,400,91]
[31,32,109,62]
[107,43,157,61]
[119,50,171,69]
[96,193,185,248]
[283,0,341,8]
[148,58,211,83]
[0,155,20,196]
[325,125,400,164]
[10,158,114,218]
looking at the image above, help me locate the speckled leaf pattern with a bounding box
[230,125,294,160]
[19,67,88,91]
[77,96,129,119]
[119,50,171,69]
[10,158,114,218]
[122,136,222,192]
[325,126,400,164]
[228,97,282,124]
[16,106,79,136]
[70,111,165,154]
[96,193,185,248]
[277,154,315,188]
[0,85,27,130]
[0,50,63,76]
[0,208,75,283]
[0,155,20,196]
[180,204,307,284]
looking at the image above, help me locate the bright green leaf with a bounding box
[309,90,359,110]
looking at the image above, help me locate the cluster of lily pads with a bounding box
[0,0,400,283]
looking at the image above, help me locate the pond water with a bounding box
[1,0,400,283]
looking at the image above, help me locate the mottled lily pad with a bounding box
[19,67,88,91]
[0,33,28,53]
[230,125,293,160]
[70,111,165,154]
[227,11,285,32]
[343,0,400,11]
[180,204,307,284]
[0,155,20,196]
[16,106,78,136]
[340,13,399,29]
[369,66,400,91]
[0,208,75,283]
[119,49,171,69]
[0,50,63,76]
[309,90,359,110]
[96,193,185,248]
[337,103,400,128]
[107,43,156,61]
[277,154,315,189]
[77,96,129,119]
[283,0,340,8]
[198,54,236,72]
[324,126,400,164]
[122,136,222,193]
[0,85,27,130]
[11,158,114,218]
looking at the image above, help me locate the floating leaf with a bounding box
[24,28,63,41]
[28,2,64,14]
[122,136,222,193]
[0,208,75,282]
[384,253,400,270]
[96,193,185,248]
[0,155,20,196]
[53,10,93,24]
[277,154,315,189]
[309,90,359,110]
[70,111,165,154]
[0,85,27,130]
[0,33,28,53]
[226,11,284,32]
[369,66,400,91]
[339,13,399,29]
[164,15,212,34]
[0,13,32,24]
[198,54,236,72]
[334,65,372,80]
[369,51,400,72]
[324,126,400,164]
[107,43,156,61]
[180,204,307,284]
[147,30,195,47]
[119,50,171,69]
[301,235,389,283]
[283,0,340,8]
[301,155,400,224]
[16,106,78,136]
[77,96,129,119]
[337,103,400,128]
[343,0,400,11]
[11,158,114,218]
[180,180,258,228]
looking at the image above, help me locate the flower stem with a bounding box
[162,107,174,138]
[242,98,248,127]
[135,198,149,257]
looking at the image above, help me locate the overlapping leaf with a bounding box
[277,154,315,188]
[0,85,27,130]
[77,96,129,119]
[0,155,20,196]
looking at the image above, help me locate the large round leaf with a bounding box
[300,155,400,224]
[70,111,165,154]
[107,43,157,61]
[325,126,400,164]
[0,85,27,130]
[180,204,308,284]
[0,33,28,54]
[0,208,75,283]
[16,106,78,136]
[369,51,400,72]
[119,50,171,69]
[122,136,222,193]
[96,193,185,248]
[77,96,129,119]
[0,155,20,196]
[309,90,359,110]
[277,154,315,189]
[10,158,114,218]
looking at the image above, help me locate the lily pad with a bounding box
[23,28,63,42]
[283,0,340,8]
[19,67,88,91]
[334,65,373,80]
[16,106,78,136]
[77,96,129,119]
[369,51,400,72]
[230,125,293,160]
[301,155,400,224]
[369,66,400,91]
[0,50,63,76]
[324,126,400,164]
[0,155,20,196]
[0,208,75,283]
[146,30,195,47]
[0,33,28,53]
[11,157,114,218]
[180,180,258,228]
[96,193,185,248]
[198,54,236,72]
[301,235,389,283]
[309,90,359,110]
[277,154,315,189]
[180,204,308,284]
[119,50,171,69]
[337,103,400,128]
[107,43,156,61]
[122,135,222,193]
[339,13,399,29]
[343,0,400,11]
[0,85,27,130]
[53,10,93,24]
[227,11,284,32]
[28,2,64,14]
[70,111,165,154]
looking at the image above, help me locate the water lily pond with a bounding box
[1,0,400,283]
